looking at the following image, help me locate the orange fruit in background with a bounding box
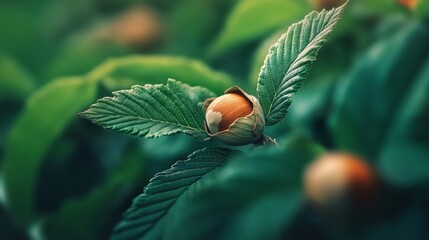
[398,0,419,10]
[304,153,376,213]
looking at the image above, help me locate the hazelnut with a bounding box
[304,153,376,213]
[204,87,265,145]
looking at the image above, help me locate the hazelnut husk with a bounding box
[204,86,265,145]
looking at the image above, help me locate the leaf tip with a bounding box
[77,108,93,120]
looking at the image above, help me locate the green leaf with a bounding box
[0,203,27,239]
[88,56,234,95]
[378,55,429,186]
[144,132,322,240]
[331,19,429,160]
[207,0,309,58]
[111,147,238,240]
[249,29,286,89]
[164,0,231,57]
[3,77,97,224]
[286,78,338,147]
[39,148,145,240]
[0,5,40,66]
[358,204,428,240]
[0,55,35,102]
[80,79,214,140]
[45,37,131,81]
[172,80,217,106]
[415,0,429,18]
[358,0,401,15]
[257,3,347,126]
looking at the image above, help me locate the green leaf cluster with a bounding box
[106,4,429,240]
[111,133,320,240]
[82,4,346,143]
[331,18,429,186]
[91,3,349,240]
[3,77,97,223]
[112,147,239,240]
[2,0,427,240]
[1,55,234,234]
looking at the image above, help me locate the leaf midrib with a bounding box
[93,111,205,134]
[266,14,339,118]
[114,161,226,239]
[145,166,223,237]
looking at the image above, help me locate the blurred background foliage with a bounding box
[0,0,428,239]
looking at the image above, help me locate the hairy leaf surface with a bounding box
[257,3,346,125]
[143,133,322,240]
[81,79,215,140]
[111,147,238,240]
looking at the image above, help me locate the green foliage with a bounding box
[111,147,238,240]
[164,0,232,57]
[257,3,346,126]
[358,203,428,240]
[249,29,285,88]
[0,205,27,240]
[208,0,309,58]
[331,19,429,161]
[40,148,145,240]
[359,0,401,14]
[81,79,214,140]
[416,0,429,17]
[3,77,97,224]
[2,1,427,239]
[163,133,321,240]
[378,55,429,186]
[45,38,131,81]
[0,55,35,102]
[286,77,336,135]
[112,133,321,240]
[88,56,235,95]
[0,3,41,68]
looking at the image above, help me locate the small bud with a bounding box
[204,87,265,145]
[304,153,376,215]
